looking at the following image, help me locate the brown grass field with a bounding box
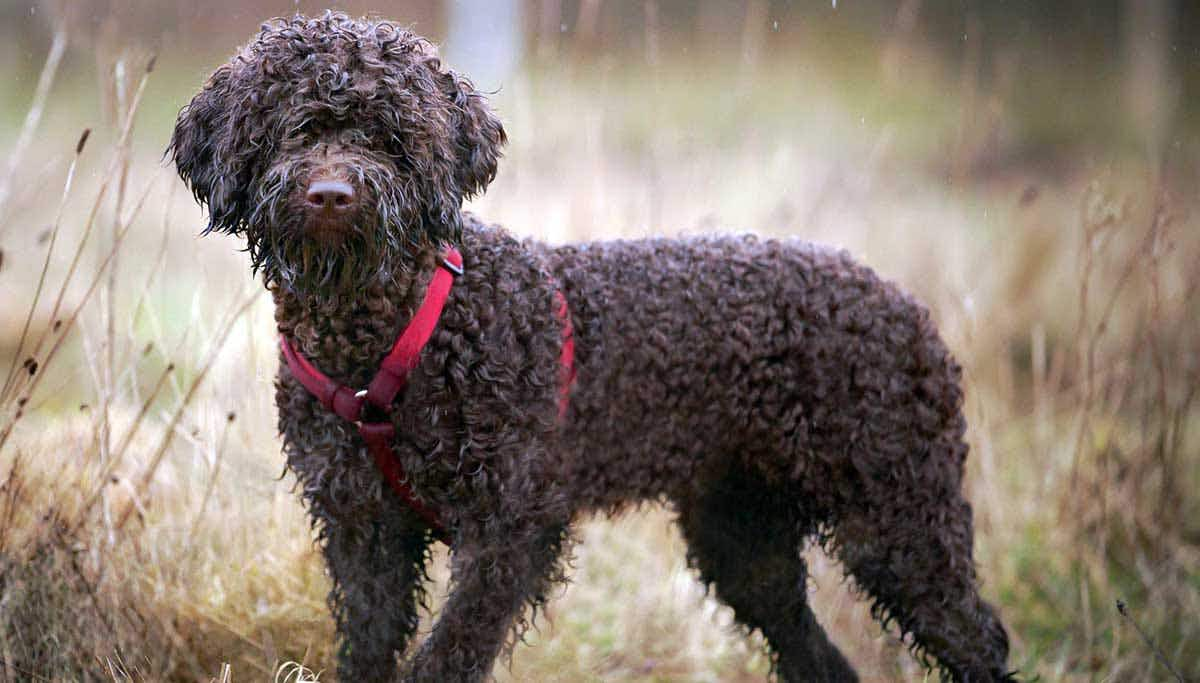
[0,14,1197,682]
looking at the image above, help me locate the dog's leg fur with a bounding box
[404,520,568,681]
[834,484,1010,681]
[676,467,859,683]
[394,433,570,683]
[312,498,431,681]
[830,428,1011,681]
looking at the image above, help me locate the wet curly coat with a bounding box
[170,12,1013,683]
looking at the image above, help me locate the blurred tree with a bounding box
[1123,0,1177,160]
[444,0,523,93]
[3,0,1196,144]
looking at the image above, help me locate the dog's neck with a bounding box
[271,247,440,387]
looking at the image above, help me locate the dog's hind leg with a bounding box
[830,435,1012,681]
[674,468,859,683]
[315,501,432,683]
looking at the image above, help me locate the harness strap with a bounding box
[279,247,576,546]
[357,421,446,539]
[555,291,575,418]
[365,250,463,411]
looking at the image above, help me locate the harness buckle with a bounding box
[353,389,369,426]
[442,257,464,277]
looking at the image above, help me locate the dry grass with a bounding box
[0,27,1197,683]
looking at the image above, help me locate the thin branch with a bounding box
[1115,599,1186,682]
[113,290,261,532]
[0,129,90,404]
[0,29,67,229]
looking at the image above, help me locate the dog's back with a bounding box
[542,232,946,505]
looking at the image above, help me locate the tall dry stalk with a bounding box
[0,29,67,230]
[0,42,259,681]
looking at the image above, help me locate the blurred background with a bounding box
[1,1,1197,681]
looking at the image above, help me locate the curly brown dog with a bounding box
[170,12,1013,683]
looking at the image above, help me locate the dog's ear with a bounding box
[168,66,243,234]
[439,71,507,199]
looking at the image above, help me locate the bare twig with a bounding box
[123,182,176,369]
[1115,599,1186,682]
[67,359,176,539]
[187,412,236,540]
[113,290,261,532]
[101,54,155,478]
[0,128,90,404]
[0,204,142,454]
[0,29,67,228]
[0,452,26,555]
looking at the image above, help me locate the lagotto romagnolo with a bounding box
[170,12,1014,682]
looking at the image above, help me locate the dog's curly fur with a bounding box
[171,12,1014,683]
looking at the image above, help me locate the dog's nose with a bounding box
[305,180,356,213]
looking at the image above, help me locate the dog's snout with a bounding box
[305,180,356,213]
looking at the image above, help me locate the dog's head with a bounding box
[169,12,505,294]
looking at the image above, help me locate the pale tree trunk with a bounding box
[443,0,523,92]
[1123,0,1177,161]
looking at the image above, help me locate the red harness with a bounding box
[280,248,575,544]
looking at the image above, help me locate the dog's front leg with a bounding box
[311,497,433,683]
[402,506,569,682]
